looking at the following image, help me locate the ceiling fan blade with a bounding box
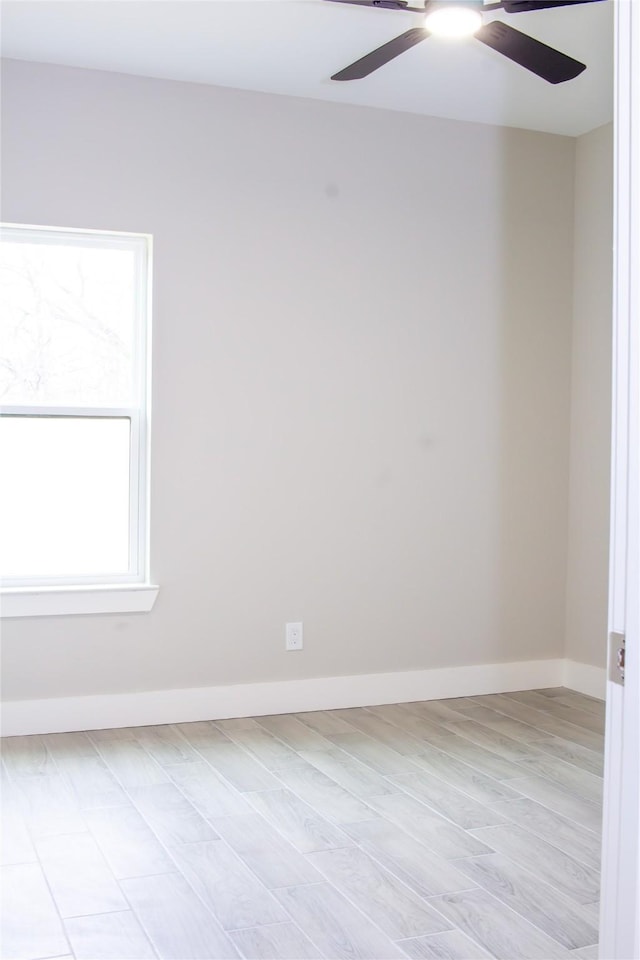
[501,0,606,12]
[331,28,429,80]
[476,21,586,83]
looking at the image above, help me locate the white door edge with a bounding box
[599,2,640,957]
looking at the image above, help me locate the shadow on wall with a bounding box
[496,129,575,664]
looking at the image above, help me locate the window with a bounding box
[0,224,157,616]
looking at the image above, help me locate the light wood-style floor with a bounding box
[1,687,605,960]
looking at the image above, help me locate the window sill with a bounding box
[0,584,160,618]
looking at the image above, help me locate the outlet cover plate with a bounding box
[286,622,303,651]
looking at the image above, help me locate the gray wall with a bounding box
[0,60,576,701]
[566,122,613,669]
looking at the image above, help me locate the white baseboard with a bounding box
[563,659,607,700]
[1,658,567,736]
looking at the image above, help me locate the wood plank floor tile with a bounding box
[582,901,601,923]
[169,839,288,930]
[343,818,475,897]
[95,740,169,788]
[366,793,494,860]
[297,746,397,798]
[329,708,429,755]
[1,862,70,960]
[1,805,37,865]
[173,720,230,747]
[503,777,602,833]
[426,699,477,715]
[489,797,601,870]
[0,773,38,864]
[571,946,600,959]
[504,694,605,735]
[536,699,605,735]
[43,732,98,760]
[36,832,128,918]
[427,699,478,717]
[295,711,356,735]
[192,742,280,792]
[246,787,350,853]
[366,705,450,743]
[87,727,138,741]
[121,872,239,959]
[274,760,376,824]
[401,701,470,724]
[133,725,200,765]
[11,773,88,838]
[230,921,322,959]
[470,823,599,904]
[215,717,260,733]
[212,726,301,771]
[165,759,251,819]
[531,738,604,777]
[64,910,157,959]
[408,746,522,804]
[549,693,605,718]
[444,720,537,761]
[255,714,333,751]
[85,804,175,879]
[308,846,451,939]
[429,888,571,959]
[420,733,525,780]
[128,783,218,846]
[454,854,598,950]
[56,755,128,809]
[274,882,406,958]
[328,732,421,775]
[532,688,573,698]
[443,705,550,744]
[212,812,324,888]
[513,755,603,806]
[399,929,494,959]
[0,690,603,960]
[477,697,604,751]
[390,773,506,830]
[504,691,572,710]
[554,692,606,720]
[437,699,478,712]
[1,734,57,776]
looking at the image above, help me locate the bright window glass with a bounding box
[0,225,150,587]
[0,416,131,579]
[1,238,137,406]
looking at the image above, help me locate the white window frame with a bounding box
[0,224,158,617]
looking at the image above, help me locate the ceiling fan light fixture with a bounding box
[424,0,483,37]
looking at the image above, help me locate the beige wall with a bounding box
[565,123,613,669]
[0,60,575,701]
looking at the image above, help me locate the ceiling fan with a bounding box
[325,0,606,84]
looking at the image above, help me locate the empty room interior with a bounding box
[0,1,625,959]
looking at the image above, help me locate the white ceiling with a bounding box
[0,0,613,136]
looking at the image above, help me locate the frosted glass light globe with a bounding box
[424,6,483,37]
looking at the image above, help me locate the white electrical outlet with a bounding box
[286,622,303,651]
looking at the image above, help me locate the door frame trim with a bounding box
[600,1,640,957]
